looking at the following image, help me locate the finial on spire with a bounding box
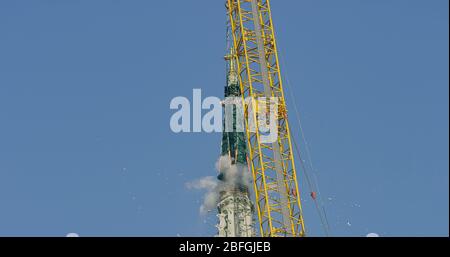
[225,47,238,85]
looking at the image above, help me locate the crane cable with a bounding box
[278,49,331,236]
[292,137,330,236]
[284,71,331,236]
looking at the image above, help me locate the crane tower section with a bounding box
[226,0,306,237]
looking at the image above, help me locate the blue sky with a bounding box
[0,0,448,236]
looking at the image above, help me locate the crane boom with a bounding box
[226,0,306,237]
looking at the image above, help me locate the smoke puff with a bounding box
[215,155,232,172]
[186,176,217,191]
[187,156,254,216]
[186,176,220,215]
[238,164,253,188]
[216,156,252,189]
[200,190,220,215]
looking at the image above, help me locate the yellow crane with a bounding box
[226,0,306,237]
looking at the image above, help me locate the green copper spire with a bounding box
[220,54,248,167]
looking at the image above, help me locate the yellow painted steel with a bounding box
[226,0,306,237]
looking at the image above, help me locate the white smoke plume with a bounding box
[187,155,254,215]
[215,155,253,189]
[215,155,232,173]
[199,190,220,215]
[186,176,218,191]
[186,176,220,215]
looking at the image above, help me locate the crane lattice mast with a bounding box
[225,0,306,237]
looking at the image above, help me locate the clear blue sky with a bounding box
[0,0,448,237]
